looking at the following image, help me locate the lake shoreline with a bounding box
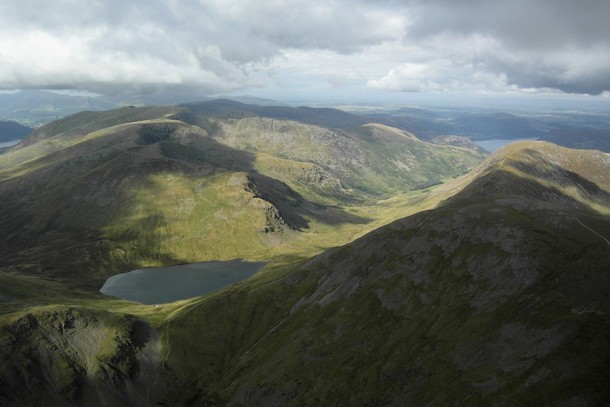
[100,260,268,305]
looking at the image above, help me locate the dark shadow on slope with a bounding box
[14,105,174,150]
[170,109,221,135]
[0,120,371,288]
[0,148,186,290]
[510,148,610,191]
[157,133,371,230]
[440,162,610,215]
[136,124,174,144]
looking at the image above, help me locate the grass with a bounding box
[3,107,610,404]
[148,194,610,405]
[210,116,486,198]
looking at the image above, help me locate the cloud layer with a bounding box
[0,0,608,98]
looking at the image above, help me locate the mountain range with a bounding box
[2,91,609,154]
[0,104,609,406]
[0,91,284,127]
[0,121,32,143]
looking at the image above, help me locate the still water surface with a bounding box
[100,260,266,304]
[0,140,20,148]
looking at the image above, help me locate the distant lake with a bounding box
[0,140,20,148]
[475,138,538,152]
[100,260,266,304]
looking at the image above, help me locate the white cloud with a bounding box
[0,0,407,96]
[0,0,608,98]
[368,63,430,92]
[400,0,610,95]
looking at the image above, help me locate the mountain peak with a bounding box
[444,141,610,214]
[488,141,610,189]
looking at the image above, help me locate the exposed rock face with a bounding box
[209,117,485,197]
[243,176,293,233]
[0,308,165,407]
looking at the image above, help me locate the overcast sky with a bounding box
[1,0,609,104]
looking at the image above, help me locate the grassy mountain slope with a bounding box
[3,102,609,405]
[156,142,610,405]
[0,104,482,289]
[0,133,608,405]
[179,99,370,129]
[179,112,484,200]
[0,103,486,405]
[0,119,316,288]
[11,105,175,150]
[0,306,164,406]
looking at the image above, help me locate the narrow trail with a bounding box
[574,217,610,247]
[498,145,527,169]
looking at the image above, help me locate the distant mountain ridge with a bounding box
[0,121,32,142]
[360,107,610,153]
[541,128,610,153]
[0,91,287,127]
[180,99,370,129]
[2,90,609,154]
[0,90,114,126]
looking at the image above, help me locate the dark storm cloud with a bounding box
[408,0,610,46]
[402,0,610,94]
[0,0,608,97]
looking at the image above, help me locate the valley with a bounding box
[0,102,609,406]
[2,1,609,405]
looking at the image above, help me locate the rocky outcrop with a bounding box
[0,308,165,407]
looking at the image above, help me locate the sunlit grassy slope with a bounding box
[0,105,484,290]
[6,105,609,405]
[0,103,485,405]
[155,142,610,406]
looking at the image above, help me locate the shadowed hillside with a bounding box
[0,104,482,293]
[179,99,371,129]
[1,132,608,405]
[0,121,32,143]
[150,142,610,406]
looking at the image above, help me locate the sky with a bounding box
[0,0,609,106]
